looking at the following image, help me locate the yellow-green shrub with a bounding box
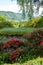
[22,16,43,28]
[29,17,41,27]
[35,16,43,27]
[0,16,20,28]
[0,16,14,28]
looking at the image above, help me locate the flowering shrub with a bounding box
[10,50,18,60]
[23,29,43,55]
[40,40,43,45]
[2,38,25,49]
[1,37,28,62]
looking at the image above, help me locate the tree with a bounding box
[17,0,25,19]
[33,0,43,14]
[28,0,33,19]
[17,0,34,20]
[11,0,43,20]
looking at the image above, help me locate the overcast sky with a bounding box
[0,0,43,16]
[0,0,20,13]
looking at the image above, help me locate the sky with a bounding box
[0,0,20,13]
[0,0,43,16]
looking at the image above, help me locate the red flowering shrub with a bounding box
[2,38,25,49]
[1,37,28,62]
[10,47,27,61]
[10,51,18,60]
[40,40,43,45]
[2,43,9,49]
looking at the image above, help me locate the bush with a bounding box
[0,16,13,28]
[22,16,43,28]
[35,16,43,27]
[23,29,43,55]
[0,16,21,28]
[0,37,28,62]
[0,16,14,28]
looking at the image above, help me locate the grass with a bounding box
[0,28,43,35]
[0,28,35,35]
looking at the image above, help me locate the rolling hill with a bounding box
[0,11,23,21]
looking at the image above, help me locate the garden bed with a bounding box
[0,28,43,65]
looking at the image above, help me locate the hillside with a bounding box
[0,11,23,21]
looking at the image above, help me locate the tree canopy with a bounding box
[11,0,43,20]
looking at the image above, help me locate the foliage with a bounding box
[35,16,43,27]
[0,16,14,28]
[0,28,43,63]
[2,57,43,65]
[17,0,43,19]
[23,29,43,55]
[0,37,28,63]
[0,16,7,22]
[22,16,43,28]
[1,56,43,65]
[17,0,33,19]
[0,15,22,28]
[29,17,41,27]
[0,16,43,28]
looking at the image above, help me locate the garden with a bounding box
[0,16,43,65]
